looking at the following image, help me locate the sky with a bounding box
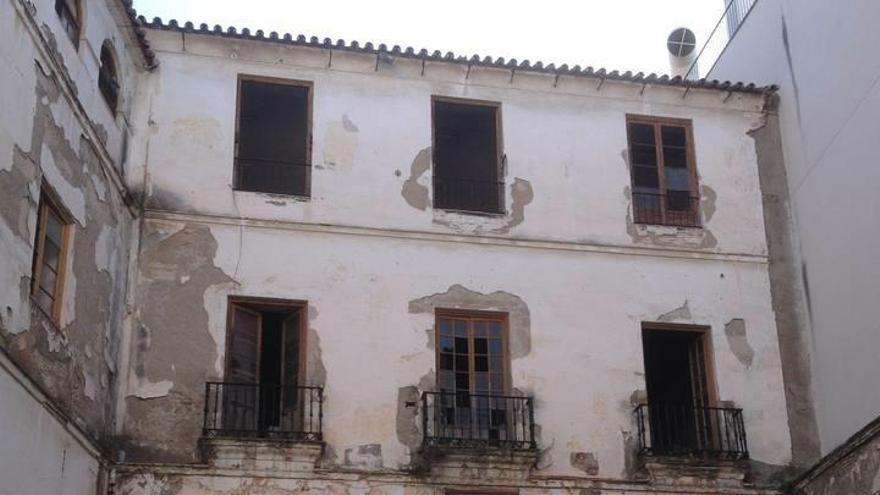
[133,1,729,76]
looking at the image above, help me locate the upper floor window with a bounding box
[234,77,312,197]
[31,187,72,324]
[54,0,81,45]
[432,98,503,214]
[627,115,700,227]
[99,42,120,114]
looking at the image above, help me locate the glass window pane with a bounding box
[629,123,655,145]
[46,210,63,245]
[440,353,454,370]
[39,266,57,295]
[474,338,488,355]
[632,165,660,189]
[661,125,686,147]
[663,147,687,169]
[35,289,54,314]
[487,321,501,338]
[455,354,469,371]
[631,144,657,166]
[490,356,503,372]
[454,337,468,354]
[455,372,469,389]
[473,320,486,337]
[439,318,453,336]
[665,167,690,191]
[490,374,503,391]
[454,319,468,337]
[475,356,488,372]
[475,374,488,391]
[42,241,61,272]
[488,339,502,355]
[439,335,454,353]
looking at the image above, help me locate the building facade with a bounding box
[0,1,828,494]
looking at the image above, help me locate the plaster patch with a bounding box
[401,146,431,211]
[396,386,421,452]
[40,145,86,224]
[724,318,755,368]
[129,378,173,399]
[657,300,691,322]
[409,284,531,359]
[344,444,383,469]
[323,115,359,171]
[570,451,600,475]
[81,369,97,400]
[700,185,718,223]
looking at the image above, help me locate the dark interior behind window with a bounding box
[235,79,311,196]
[433,99,502,213]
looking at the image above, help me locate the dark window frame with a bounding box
[431,96,505,215]
[54,0,81,47]
[98,41,120,114]
[30,185,73,325]
[233,75,314,198]
[626,115,701,228]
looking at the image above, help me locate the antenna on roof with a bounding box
[667,27,698,79]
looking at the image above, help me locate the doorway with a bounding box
[641,325,715,454]
[223,298,305,435]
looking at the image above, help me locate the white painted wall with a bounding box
[710,0,880,454]
[120,27,796,478]
[0,354,104,495]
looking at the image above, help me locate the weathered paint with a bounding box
[0,0,143,492]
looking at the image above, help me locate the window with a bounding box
[99,42,120,114]
[432,98,503,214]
[31,188,72,324]
[54,0,81,45]
[626,116,700,227]
[637,325,746,457]
[215,298,321,438]
[234,77,312,196]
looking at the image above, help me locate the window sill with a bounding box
[434,207,506,218]
[232,188,311,201]
[634,221,703,230]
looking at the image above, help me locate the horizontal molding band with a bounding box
[144,209,769,265]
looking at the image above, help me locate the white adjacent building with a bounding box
[2,0,858,494]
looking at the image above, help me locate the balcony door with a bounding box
[641,325,716,454]
[435,312,510,444]
[223,299,303,434]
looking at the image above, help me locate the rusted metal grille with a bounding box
[203,382,322,441]
[632,192,701,228]
[634,403,748,459]
[422,391,536,450]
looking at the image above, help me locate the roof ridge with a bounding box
[124,3,774,95]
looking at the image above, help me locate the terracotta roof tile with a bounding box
[132,9,774,95]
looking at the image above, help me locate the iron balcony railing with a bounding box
[634,403,748,459]
[422,391,536,450]
[234,157,311,196]
[433,177,504,214]
[203,382,323,442]
[632,191,701,228]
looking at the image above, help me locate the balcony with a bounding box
[421,391,536,450]
[202,382,323,442]
[632,192,701,228]
[633,403,749,459]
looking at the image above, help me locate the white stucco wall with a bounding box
[710,0,880,455]
[118,27,795,481]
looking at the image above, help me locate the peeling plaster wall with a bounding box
[711,0,880,460]
[0,0,141,492]
[138,29,769,256]
[120,218,792,481]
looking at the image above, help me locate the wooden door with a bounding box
[280,311,301,432]
[223,305,261,432]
